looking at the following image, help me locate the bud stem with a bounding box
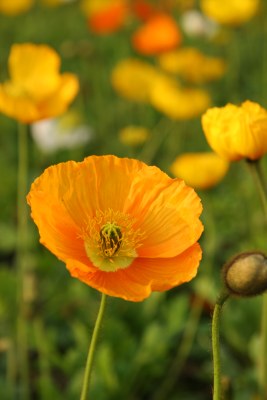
[246,159,267,398]
[212,291,229,400]
[80,293,107,400]
[246,159,267,222]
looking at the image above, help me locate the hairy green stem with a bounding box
[246,159,267,398]
[212,292,229,400]
[80,293,107,400]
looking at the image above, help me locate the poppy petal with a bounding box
[66,243,201,301]
[27,161,89,265]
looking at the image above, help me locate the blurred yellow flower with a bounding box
[201,100,267,161]
[158,47,226,83]
[200,0,259,25]
[150,76,211,120]
[170,152,229,189]
[119,125,150,146]
[111,58,162,102]
[0,43,79,123]
[0,0,33,15]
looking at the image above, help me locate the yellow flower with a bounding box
[201,100,267,161]
[150,75,211,120]
[111,58,162,102]
[158,47,226,83]
[27,155,203,301]
[119,125,150,146]
[0,0,33,15]
[200,0,259,26]
[170,152,229,189]
[0,43,79,123]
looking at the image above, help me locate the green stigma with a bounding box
[100,222,123,258]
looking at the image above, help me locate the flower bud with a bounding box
[223,252,267,297]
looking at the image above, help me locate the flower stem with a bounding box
[16,122,30,399]
[80,293,107,400]
[246,159,267,398]
[246,159,267,222]
[212,292,229,400]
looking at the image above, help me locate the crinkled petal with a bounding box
[62,156,161,228]
[27,161,90,265]
[127,179,203,257]
[66,243,201,301]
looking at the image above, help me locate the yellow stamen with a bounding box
[83,209,145,272]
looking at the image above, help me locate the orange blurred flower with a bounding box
[111,58,162,102]
[170,152,229,189]
[150,75,211,120]
[131,0,156,21]
[132,13,182,55]
[0,43,79,123]
[200,0,259,26]
[158,47,226,83]
[0,0,33,15]
[82,0,128,34]
[89,3,128,34]
[202,100,267,161]
[27,155,203,301]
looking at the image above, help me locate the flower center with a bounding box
[100,223,123,258]
[83,209,145,272]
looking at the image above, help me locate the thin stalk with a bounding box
[246,159,267,221]
[246,159,267,398]
[80,293,107,400]
[16,122,30,399]
[212,292,229,400]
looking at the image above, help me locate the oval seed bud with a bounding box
[223,252,267,297]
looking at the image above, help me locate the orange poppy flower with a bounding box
[27,155,203,302]
[132,13,182,55]
[201,100,267,161]
[88,2,128,34]
[131,0,156,21]
[0,43,79,123]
